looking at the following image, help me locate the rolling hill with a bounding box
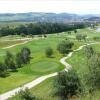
[0,12,100,23]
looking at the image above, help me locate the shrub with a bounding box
[57,40,74,54]
[19,88,38,100]
[4,51,17,71]
[53,70,82,100]
[16,52,23,68]
[93,36,100,41]
[84,46,95,59]
[21,47,31,64]
[45,47,53,57]
[0,62,7,77]
[74,29,77,34]
[76,34,82,41]
[76,34,87,41]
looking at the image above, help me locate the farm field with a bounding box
[0,28,100,99]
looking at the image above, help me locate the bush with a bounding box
[19,88,38,100]
[45,47,53,57]
[76,34,87,41]
[76,34,82,41]
[74,29,77,34]
[84,46,95,59]
[21,47,31,64]
[57,40,74,54]
[0,62,7,77]
[53,70,82,100]
[4,51,17,71]
[16,52,23,68]
[93,36,100,41]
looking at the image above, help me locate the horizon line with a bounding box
[0,12,100,15]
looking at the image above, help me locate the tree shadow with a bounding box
[9,69,18,73]
[50,56,55,58]
[0,72,10,78]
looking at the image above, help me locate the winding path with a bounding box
[0,42,100,100]
[2,37,42,49]
[2,38,33,49]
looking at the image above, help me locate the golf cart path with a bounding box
[2,37,41,49]
[0,42,100,100]
[2,41,29,49]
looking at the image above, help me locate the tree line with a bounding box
[0,22,86,36]
[0,47,31,77]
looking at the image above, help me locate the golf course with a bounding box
[0,25,100,100]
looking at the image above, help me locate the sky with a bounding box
[0,0,100,15]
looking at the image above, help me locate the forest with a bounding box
[0,22,86,36]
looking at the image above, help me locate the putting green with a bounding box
[31,60,60,72]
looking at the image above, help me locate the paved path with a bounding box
[2,37,40,49]
[0,38,32,41]
[0,42,100,100]
[2,41,29,49]
[2,38,32,49]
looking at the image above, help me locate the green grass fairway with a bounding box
[8,77,57,100]
[9,43,100,100]
[0,28,100,96]
[0,33,65,93]
[0,73,38,94]
[0,32,84,93]
[30,60,61,73]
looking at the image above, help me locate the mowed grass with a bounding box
[0,31,86,93]
[8,77,58,100]
[0,28,99,94]
[0,73,38,94]
[0,33,65,93]
[67,44,100,76]
[9,43,100,100]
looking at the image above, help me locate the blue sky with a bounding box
[0,0,100,15]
